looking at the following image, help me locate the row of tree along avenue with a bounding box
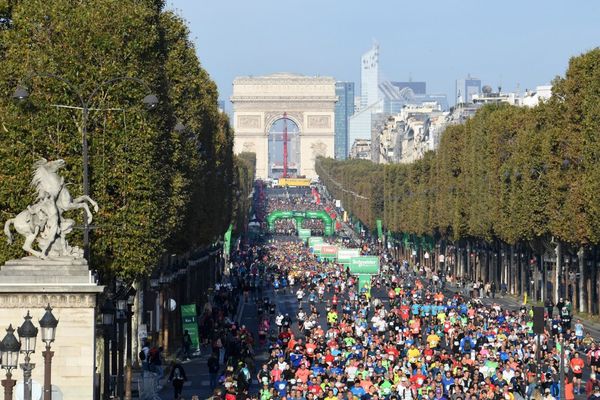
[317,48,600,315]
[0,1,254,281]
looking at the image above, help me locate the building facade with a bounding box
[231,73,336,179]
[334,81,355,159]
[360,43,380,109]
[348,100,383,157]
[349,139,372,160]
[373,103,448,164]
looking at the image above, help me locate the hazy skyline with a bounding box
[168,0,600,110]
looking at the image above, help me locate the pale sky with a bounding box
[167,0,600,110]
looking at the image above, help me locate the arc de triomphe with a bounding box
[231,73,336,179]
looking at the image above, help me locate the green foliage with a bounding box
[318,48,600,246]
[0,1,234,281]
[231,152,256,236]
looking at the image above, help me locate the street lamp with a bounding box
[17,311,38,400]
[0,325,20,400]
[39,305,59,400]
[116,299,127,399]
[124,290,136,400]
[100,298,115,400]
[174,121,187,134]
[12,73,158,261]
[12,85,29,101]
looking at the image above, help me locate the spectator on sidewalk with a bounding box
[545,298,554,318]
[168,361,188,400]
[182,330,192,360]
[208,352,220,389]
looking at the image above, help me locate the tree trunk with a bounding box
[520,249,526,297]
[555,241,561,303]
[579,247,586,313]
[466,242,471,281]
[509,245,515,295]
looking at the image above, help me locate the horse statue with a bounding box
[3,158,98,259]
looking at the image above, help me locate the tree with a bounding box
[0,1,234,280]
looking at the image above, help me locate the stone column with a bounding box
[0,256,103,400]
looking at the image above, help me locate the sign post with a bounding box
[181,304,200,351]
[348,256,380,294]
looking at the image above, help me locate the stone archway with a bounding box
[267,116,301,178]
[231,73,336,179]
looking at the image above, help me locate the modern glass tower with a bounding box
[456,75,482,104]
[335,82,355,159]
[360,43,380,109]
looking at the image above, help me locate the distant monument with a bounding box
[3,158,98,259]
[0,158,103,400]
[231,73,336,179]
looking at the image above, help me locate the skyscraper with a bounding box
[334,82,355,159]
[360,43,380,109]
[455,75,482,105]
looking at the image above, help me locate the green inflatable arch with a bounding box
[266,210,334,236]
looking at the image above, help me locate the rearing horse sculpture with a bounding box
[4,159,98,259]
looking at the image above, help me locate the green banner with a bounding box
[266,210,334,236]
[376,219,383,240]
[337,248,361,265]
[349,256,380,275]
[357,274,372,293]
[223,224,233,256]
[308,237,324,248]
[298,228,311,242]
[181,304,200,350]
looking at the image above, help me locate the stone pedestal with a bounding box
[0,257,103,400]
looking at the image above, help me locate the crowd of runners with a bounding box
[207,187,600,400]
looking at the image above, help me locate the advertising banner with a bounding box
[349,256,380,275]
[312,243,323,255]
[319,245,337,260]
[181,304,200,350]
[308,237,324,248]
[376,219,383,240]
[321,245,337,255]
[337,248,361,264]
[298,228,311,242]
[223,224,233,256]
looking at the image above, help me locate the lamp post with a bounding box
[17,311,39,400]
[12,73,158,261]
[124,290,136,400]
[0,325,20,400]
[100,298,115,400]
[116,299,127,399]
[39,305,59,400]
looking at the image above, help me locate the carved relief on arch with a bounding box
[242,141,256,153]
[0,293,97,308]
[310,141,328,159]
[307,115,331,129]
[237,115,261,129]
